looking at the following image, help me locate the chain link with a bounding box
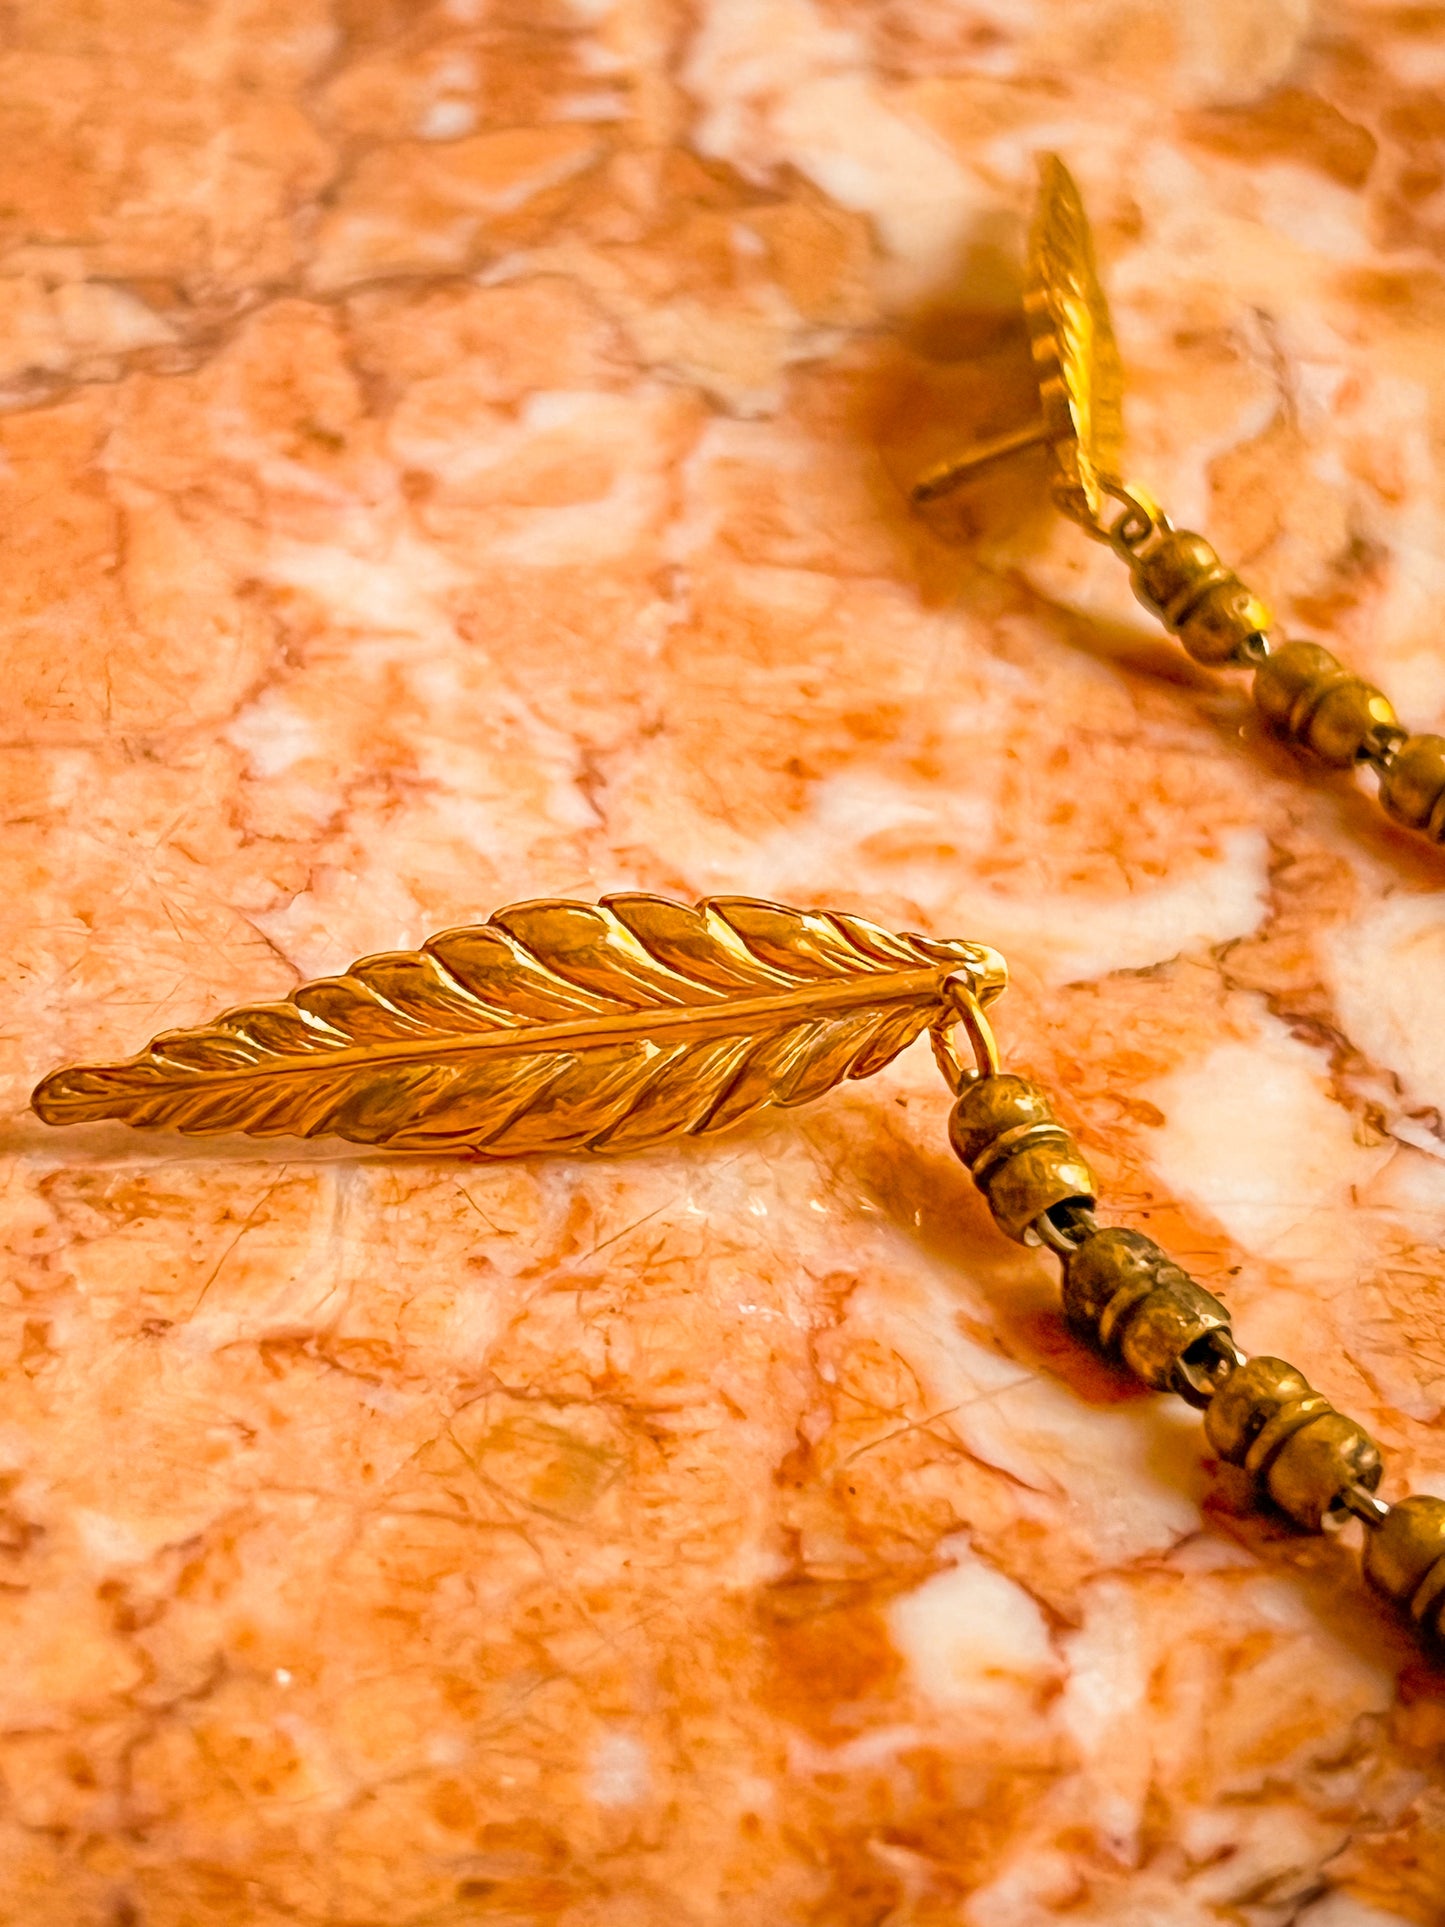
[1052,471,1437,827]
[942,1069,1432,1620]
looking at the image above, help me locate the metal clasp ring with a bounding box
[930,973,1002,1096]
[1053,475,1166,559]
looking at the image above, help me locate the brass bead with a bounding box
[1132,529,1230,627]
[1177,579,1272,667]
[948,1075,1055,1168]
[1265,1412,1382,1532]
[1251,640,1341,733]
[1307,678,1399,767]
[1205,1355,1313,1462]
[982,1137,1098,1244]
[1204,1355,1382,1530]
[1379,733,1445,840]
[1252,640,1398,767]
[948,1075,1097,1245]
[1363,1495,1445,1638]
[1062,1227,1231,1395]
[1062,1225,1161,1338]
[1129,530,1270,665]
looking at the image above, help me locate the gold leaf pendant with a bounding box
[1025,152,1125,520]
[911,152,1125,522]
[31,896,1006,1157]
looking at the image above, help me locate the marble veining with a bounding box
[4,0,1445,1920]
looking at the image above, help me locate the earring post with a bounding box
[910,418,1049,504]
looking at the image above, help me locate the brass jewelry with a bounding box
[912,154,1123,521]
[31,884,1442,1648]
[30,896,1006,1154]
[915,155,1431,833]
[30,161,1445,1656]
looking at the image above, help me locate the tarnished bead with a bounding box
[1206,1356,1313,1462]
[1132,529,1229,624]
[1129,529,1270,665]
[1308,679,1400,766]
[948,1074,1097,1245]
[1178,580,1273,667]
[1379,733,1445,841]
[948,1075,1055,1166]
[1204,1355,1382,1530]
[1062,1226,1231,1396]
[1251,641,1341,737]
[1363,1495,1445,1638]
[1252,640,1398,767]
[983,1139,1098,1244]
[1266,1412,1383,1532]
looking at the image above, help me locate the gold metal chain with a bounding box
[917,153,1445,844]
[911,152,1445,1639]
[1053,474,1433,825]
[938,1034,1445,1633]
[31,156,1445,1658]
[45,911,1442,1643]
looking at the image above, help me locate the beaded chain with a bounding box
[917,152,1445,842]
[1058,475,1445,840]
[939,1010,1445,1649]
[915,161,1445,1650]
[29,151,1445,1661]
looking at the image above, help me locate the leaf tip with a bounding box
[30,1066,84,1127]
[30,1060,134,1128]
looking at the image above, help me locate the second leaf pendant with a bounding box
[916,153,1427,830]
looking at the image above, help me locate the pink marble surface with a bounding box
[4,0,1445,1921]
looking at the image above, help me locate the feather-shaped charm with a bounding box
[1025,152,1125,518]
[908,154,1126,518]
[31,895,1006,1157]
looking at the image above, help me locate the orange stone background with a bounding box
[4,1,1445,1921]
